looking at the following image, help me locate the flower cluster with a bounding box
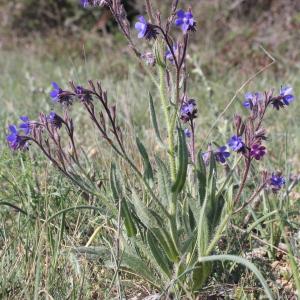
[50,82,93,105]
[134,9,196,41]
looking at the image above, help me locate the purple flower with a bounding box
[215,146,230,163]
[19,116,31,135]
[184,128,191,138]
[81,0,89,7]
[50,82,73,105]
[271,86,295,110]
[165,44,178,64]
[250,144,266,160]
[48,112,64,129]
[228,135,245,152]
[243,92,262,109]
[269,173,285,192]
[175,10,196,33]
[280,86,294,105]
[134,16,158,40]
[50,82,62,101]
[6,125,29,151]
[180,99,197,123]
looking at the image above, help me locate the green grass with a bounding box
[0,32,300,299]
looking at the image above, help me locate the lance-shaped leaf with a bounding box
[155,156,171,207]
[130,188,159,228]
[151,227,180,263]
[120,252,160,288]
[172,129,188,194]
[196,150,207,205]
[147,231,172,278]
[136,137,154,182]
[149,92,164,147]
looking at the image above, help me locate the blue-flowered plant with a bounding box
[5,1,298,298]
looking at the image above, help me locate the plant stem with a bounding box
[158,65,176,182]
[234,157,251,205]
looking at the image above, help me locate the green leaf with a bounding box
[120,252,160,287]
[155,156,171,207]
[192,261,212,290]
[171,129,188,194]
[110,162,123,200]
[196,150,207,205]
[151,227,180,263]
[121,200,137,237]
[149,92,164,147]
[136,137,154,182]
[147,231,172,278]
[130,188,158,228]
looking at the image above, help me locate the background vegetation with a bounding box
[0,0,299,299]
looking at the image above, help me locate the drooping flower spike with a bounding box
[134,16,158,40]
[75,86,93,102]
[48,112,64,129]
[175,9,196,33]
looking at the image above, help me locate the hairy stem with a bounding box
[158,65,176,182]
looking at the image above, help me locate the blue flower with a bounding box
[48,112,64,129]
[6,125,29,151]
[271,86,295,110]
[165,44,178,64]
[184,128,191,138]
[269,173,285,192]
[243,92,262,109]
[81,0,89,7]
[228,135,245,152]
[280,86,294,105]
[134,16,158,40]
[180,99,197,123]
[19,116,31,135]
[50,82,73,105]
[175,10,196,33]
[215,146,230,163]
[50,82,62,102]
